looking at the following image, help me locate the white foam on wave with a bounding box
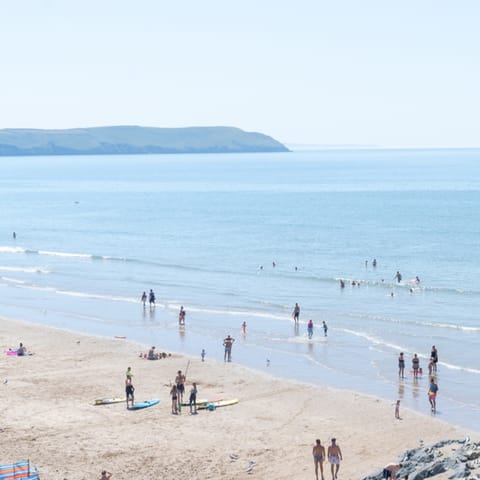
[0,246,26,254]
[55,290,143,305]
[38,250,92,259]
[166,303,287,321]
[0,276,26,284]
[341,328,480,375]
[0,266,50,274]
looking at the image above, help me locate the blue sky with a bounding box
[1,0,479,147]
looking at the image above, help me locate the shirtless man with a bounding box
[383,463,403,479]
[292,303,300,324]
[125,379,135,409]
[327,438,343,480]
[312,439,326,480]
[223,335,235,362]
[175,370,186,404]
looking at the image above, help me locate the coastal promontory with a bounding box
[0,125,288,156]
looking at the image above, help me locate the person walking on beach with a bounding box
[395,400,401,420]
[412,354,420,378]
[307,319,314,339]
[223,335,235,362]
[394,271,402,283]
[313,439,326,480]
[201,349,206,361]
[327,438,343,480]
[149,289,155,308]
[189,382,198,414]
[175,370,186,404]
[178,306,186,326]
[141,291,147,307]
[372,258,377,268]
[292,303,300,323]
[125,379,135,409]
[428,377,438,412]
[382,463,403,479]
[398,352,405,378]
[170,384,179,414]
[322,321,328,337]
[242,321,247,335]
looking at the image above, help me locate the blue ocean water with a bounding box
[0,149,479,430]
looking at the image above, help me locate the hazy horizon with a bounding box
[1,1,479,148]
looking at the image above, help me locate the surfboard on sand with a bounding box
[127,399,160,410]
[94,397,126,405]
[180,397,223,407]
[197,399,239,410]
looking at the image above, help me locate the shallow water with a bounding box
[0,149,479,430]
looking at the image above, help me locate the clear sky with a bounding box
[1,0,479,147]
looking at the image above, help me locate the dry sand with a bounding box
[0,317,476,480]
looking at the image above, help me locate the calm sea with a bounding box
[0,149,479,431]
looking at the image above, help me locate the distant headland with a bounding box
[0,126,288,156]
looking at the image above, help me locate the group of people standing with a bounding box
[141,290,156,308]
[397,345,439,412]
[169,369,198,415]
[292,303,328,339]
[312,438,343,480]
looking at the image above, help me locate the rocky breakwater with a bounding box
[361,438,480,480]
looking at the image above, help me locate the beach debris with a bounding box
[246,460,256,474]
[229,453,239,462]
[3,378,7,384]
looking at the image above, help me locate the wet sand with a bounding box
[0,317,476,479]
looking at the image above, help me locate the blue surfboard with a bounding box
[127,399,159,410]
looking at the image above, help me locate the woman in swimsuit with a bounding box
[428,378,438,412]
[412,354,420,378]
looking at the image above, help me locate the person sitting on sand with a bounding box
[125,379,135,409]
[312,439,326,480]
[100,470,112,480]
[17,343,26,356]
[383,463,403,479]
[147,346,158,360]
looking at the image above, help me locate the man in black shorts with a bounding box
[175,370,186,404]
[125,379,135,409]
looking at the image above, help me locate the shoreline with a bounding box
[1,316,477,479]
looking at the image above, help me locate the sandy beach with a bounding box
[0,317,476,480]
